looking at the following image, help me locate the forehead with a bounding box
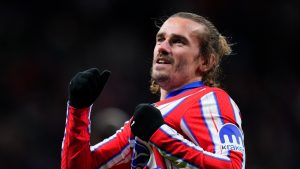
[158,17,205,36]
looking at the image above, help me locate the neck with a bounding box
[160,89,168,100]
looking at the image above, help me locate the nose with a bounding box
[157,40,171,56]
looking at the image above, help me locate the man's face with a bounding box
[151,17,205,91]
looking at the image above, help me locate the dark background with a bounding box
[0,0,299,168]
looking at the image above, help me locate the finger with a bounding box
[99,70,111,85]
[86,67,101,75]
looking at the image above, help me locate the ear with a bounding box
[197,54,216,73]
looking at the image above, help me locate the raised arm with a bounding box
[61,68,132,169]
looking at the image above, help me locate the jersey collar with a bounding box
[165,81,205,99]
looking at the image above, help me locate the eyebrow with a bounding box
[172,34,188,42]
[156,32,189,42]
[156,32,165,39]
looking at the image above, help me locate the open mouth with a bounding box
[156,57,172,64]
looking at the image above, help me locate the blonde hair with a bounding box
[150,12,232,94]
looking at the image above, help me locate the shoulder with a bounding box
[188,86,239,109]
[208,86,230,95]
[190,86,231,99]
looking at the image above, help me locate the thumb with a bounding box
[99,70,111,85]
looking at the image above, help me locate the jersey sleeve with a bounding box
[149,90,246,169]
[61,103,133,169]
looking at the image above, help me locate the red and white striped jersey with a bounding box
[61,81,245,169]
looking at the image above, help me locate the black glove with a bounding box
[68,68,111,109]
[131,104,164,141]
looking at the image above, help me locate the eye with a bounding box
[172,38,185,45]
[173,39,183,44]
[156,37,164,43]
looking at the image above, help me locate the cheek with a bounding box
[153,48,158,62]
[153,45,159,55]
[174,57,189,72]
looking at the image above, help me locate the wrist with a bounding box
[145,120,164,141]
[68,102,92,119]
[147,124,163,142]
[148,124,179,145]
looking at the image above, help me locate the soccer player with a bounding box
[61,12,246,169]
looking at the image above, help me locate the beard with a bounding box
[151,67,170,84]
[150,58,189,85]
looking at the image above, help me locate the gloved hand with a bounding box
[130,104,164,141]
[68,68,111,109]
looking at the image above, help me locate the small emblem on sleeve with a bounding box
[219,123,245,153]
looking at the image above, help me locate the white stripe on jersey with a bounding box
[88,105,93,134]
[61,103,70,152]
[200,92,224,155]
[180,118,200,146]
[229,98,242,128]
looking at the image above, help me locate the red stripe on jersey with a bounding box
[210,110,219,133]
[213,88,237,125]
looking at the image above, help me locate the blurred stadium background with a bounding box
[0,0,299,168]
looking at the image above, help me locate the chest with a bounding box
[156,97,190,134]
